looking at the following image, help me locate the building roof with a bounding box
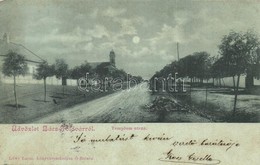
[0,38,44,64]
[88,62,107,69]
[88,61,117,72]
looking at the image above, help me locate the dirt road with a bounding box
[34,83,210,123]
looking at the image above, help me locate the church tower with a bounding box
[109,49,116,67]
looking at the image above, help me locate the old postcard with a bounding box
[0,0,259,164]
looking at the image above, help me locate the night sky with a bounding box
[0,0,259,79]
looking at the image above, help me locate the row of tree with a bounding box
[150,30,260,115]
[151,51,214,84]
[2,53,139,109]
[2,55,70,108]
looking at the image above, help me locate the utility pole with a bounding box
[177,42,180,61]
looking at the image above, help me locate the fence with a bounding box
[0,74,78,86]
[213,75,260,88]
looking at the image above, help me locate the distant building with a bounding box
[0,33,44,62]
[0,33,44,84]
[88,49,117,75]
[0,34,119,86]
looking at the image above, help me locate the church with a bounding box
[0,33,119,85]
[88,49,117,76]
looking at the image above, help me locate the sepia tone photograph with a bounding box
[0,0,259,124]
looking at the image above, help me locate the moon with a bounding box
[132,36,140,44]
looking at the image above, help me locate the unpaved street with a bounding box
[34,83,210,123]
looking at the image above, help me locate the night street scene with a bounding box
[0,0,259,123]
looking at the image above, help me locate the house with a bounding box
[0,33,44,84]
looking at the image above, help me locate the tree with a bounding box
[245,46,260,89]
[111,69,128,80]
[54,59,69,80]
[192,52,211,84]
[34,61,55,102]
[54,59,69,95]
[70,61,92,79]
[202,56,215,109]
[211,57,224,86]
[95,63,111,78]
[175,52,211,85]
[2,52,28,109]
[251,47,260,80]
[132,75,143,83]
[218,30,259,115]
[178,55,196,82]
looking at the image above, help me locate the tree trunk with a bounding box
[233,74,241,116]
[205,79,209,111]
[232,76,236,92]
[222,78,225,87]
[13,75,18,110]
[190,78,192,110]
[219,78,222,87]
[245,73,254,90]
[62,77,66,96]
[44,78,47,102]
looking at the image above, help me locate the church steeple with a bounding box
[109,49,116,67]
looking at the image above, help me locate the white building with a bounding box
[0,33,76,86]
